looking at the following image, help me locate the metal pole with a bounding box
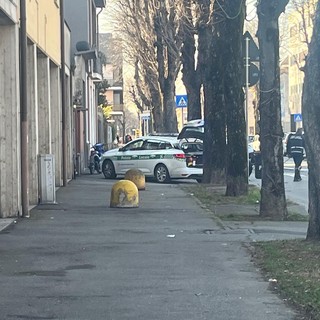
[245,36,250,181]
[60,0,67,186]
[20,0,30,217]
[181,107,184,128]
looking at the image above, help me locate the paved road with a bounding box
[250,157,308,212]
[0,174,299,320]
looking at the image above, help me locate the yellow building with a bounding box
[0,0,74,218]
[286,1,316,125]
[27,0,61,65]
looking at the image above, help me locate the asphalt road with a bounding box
[250,157,308,212]
[0,174,297,320]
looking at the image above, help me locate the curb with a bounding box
[0,218,16,233]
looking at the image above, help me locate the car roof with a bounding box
[135,136,179,143]
[183,119,204,127]
[148,133,179,137]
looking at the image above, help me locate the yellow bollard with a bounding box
[124,169,146,190]
[110,180,139,208]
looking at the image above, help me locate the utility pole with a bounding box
[245,35,250,181]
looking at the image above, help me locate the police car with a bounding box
[177,119,255,175]
[101,136,203,183]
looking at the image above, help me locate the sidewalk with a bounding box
[0,174,305,319]
[0,218,15,232]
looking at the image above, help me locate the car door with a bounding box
[139,139,165,174]
[120,139,165,175]
[115,139,145,174]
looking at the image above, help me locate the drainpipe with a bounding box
[96,7,103,141]
[20,0,30,217]
[96,7,103,51]
[60,0,67,186]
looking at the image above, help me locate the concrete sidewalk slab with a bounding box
[0,175,302,319]
[0,218,15,232]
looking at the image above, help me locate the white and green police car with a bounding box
[101,136,203,183]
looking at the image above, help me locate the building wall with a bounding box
[27,0,61,65]
[0,2,21,218]
[286,2,315,127]
[64,0,89,56]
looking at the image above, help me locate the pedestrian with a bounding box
[286,128,305,182]
[252,134,260,152]
[124,134,132,144]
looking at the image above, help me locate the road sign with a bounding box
[294,113,302,122]
[175,95,188,108]
[242,63,260,87]
[242,31,259,62]
[248,63,259,86]
[141,111,150,121]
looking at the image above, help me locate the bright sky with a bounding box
[99,0,259,33]
[99,1,117,33]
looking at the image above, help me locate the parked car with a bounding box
[100,136,202,183]
[177,119,254,175]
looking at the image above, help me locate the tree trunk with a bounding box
[257,0,288,219]
[224,0,247,196]
[202,1,227,185]
[163,81,178,132]
[181,0,202,121]
[303,2,320,240]
[154,0,180,133]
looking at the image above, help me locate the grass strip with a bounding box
[252,240,320,320]
[183,184,308,222]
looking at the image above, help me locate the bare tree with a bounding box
[111,0,183,133]
[290,0,317,45]
[302,1,320,240]
[201,0,247,194]
[201,0,228,184]
[180,0,202,120]
[113,0,165,132]
[257,0,289,219]
[153,0,182,132]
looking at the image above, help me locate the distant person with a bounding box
[252,134,260,152]
[287,128,305,182]
[124,134,132,144]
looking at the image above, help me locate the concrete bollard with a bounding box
[124,169,146,190]
[110,180,139,208]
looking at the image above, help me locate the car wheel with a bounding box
[154,164,170,183]
[102,160,116,179]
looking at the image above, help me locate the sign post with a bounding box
[175,95,188,126]
[242,31,260,181]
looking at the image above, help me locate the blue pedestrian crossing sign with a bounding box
[294,113,302,122]
[175,95,188,108]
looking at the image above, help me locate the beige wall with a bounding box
[26,0,61,66]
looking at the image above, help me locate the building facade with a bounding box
[283,1,316,131]
[65,0,106,174]
[0,0,105,218]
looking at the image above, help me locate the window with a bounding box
[123,140,144,151]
